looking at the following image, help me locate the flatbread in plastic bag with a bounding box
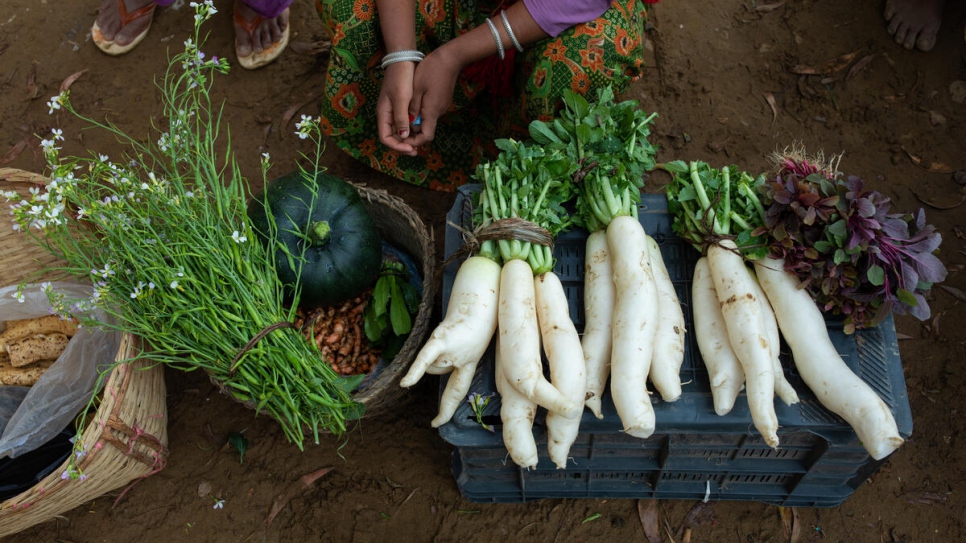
[0,282,121,459]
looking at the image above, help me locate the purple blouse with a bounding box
[522,0,612,37]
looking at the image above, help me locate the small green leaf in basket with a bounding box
[389,280,412,336]
[371,274,391,317]
[228,432,249,464]
[335,373,367,394]
[363,302,387,343]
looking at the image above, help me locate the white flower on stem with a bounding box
[170,280,179,289]
[12,291,25,303]
[212,498,225,510]
[130,281,147,299]
[231,230,247,244]
[51,128,64,141]
[295,115,315,140]
[47,94,63,114]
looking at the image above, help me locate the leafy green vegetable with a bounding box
[472,139,578,274]
[664,160,769,259]
[761,153,948,332]
[529,86,659,232]
[363,260,420,361]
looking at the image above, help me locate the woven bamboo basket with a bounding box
[351,183,436,416]
[0,168,168,539]
[212,181,436,421]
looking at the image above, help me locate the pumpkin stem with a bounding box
[309,220,331,245]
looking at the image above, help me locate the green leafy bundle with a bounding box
[529,87,659,232]
[3,5,358,448]
[664,160,769,258]
[472,139,577,274]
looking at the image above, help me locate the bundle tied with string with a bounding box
[444,216,554,269]
[0,168,168,539]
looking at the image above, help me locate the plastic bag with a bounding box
[0,282,121,459]
[0,387,29,437]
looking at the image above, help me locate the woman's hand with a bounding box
[376,62,420,156]
[406,46,463,147]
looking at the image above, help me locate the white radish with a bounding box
[431,364,476,428]
[401,255,500,385]
[691,256,745,416]
[498,258,580,419]
[607,215,657,439]
[645,235,686,402]
[707,240,779,448]
[581,230,615,419]
[753,257,904,460]
[745,266,799,406]
[494,335,539,469]
[535,271,586,469]
[400,255,501,427]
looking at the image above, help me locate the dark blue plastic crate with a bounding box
[437,185,912,507]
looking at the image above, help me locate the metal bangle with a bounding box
[500,11,524,52]
[381,55,424,69]
[382,49,424,61]
[484,18,505,60]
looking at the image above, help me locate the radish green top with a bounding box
[664,160,769,259]
[529,87,659,233]
[472,139,577,275]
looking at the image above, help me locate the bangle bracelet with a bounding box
[381,49,425,69]
[500,11,524,52]
[484,18,505,60]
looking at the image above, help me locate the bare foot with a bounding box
[233,1,290,57]
[884,0,946,51]
[94,0,156,47]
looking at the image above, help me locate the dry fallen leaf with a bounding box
[637,499,663,543]
[910,186,966,210]
[26,64,40,100]
[60,69,88,93]
[0,140,30,166]
[940,285,966,303]
[901,491,950,505]
[281,92,323,130]
[764,93,779,124]
[755,1,787,12]
[266,467,334,528]
[846,54,876,82]
[778,506,802,543]
[791,50,860,75]
[674,501,715,540]
[901,146,956,174]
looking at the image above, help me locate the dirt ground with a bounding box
[2,0,965,541]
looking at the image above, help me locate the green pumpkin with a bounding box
[249,170,382,308]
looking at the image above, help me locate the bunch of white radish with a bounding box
[666,159,906,459]
[665,161,796,448]
[531,88,685,443]
[401,140,585,468]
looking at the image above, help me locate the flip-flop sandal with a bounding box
[92,0,157,56]
[234,9,290,70]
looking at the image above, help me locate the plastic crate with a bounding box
[437,185,913,507]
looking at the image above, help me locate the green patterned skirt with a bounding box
[317,0,649,191]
